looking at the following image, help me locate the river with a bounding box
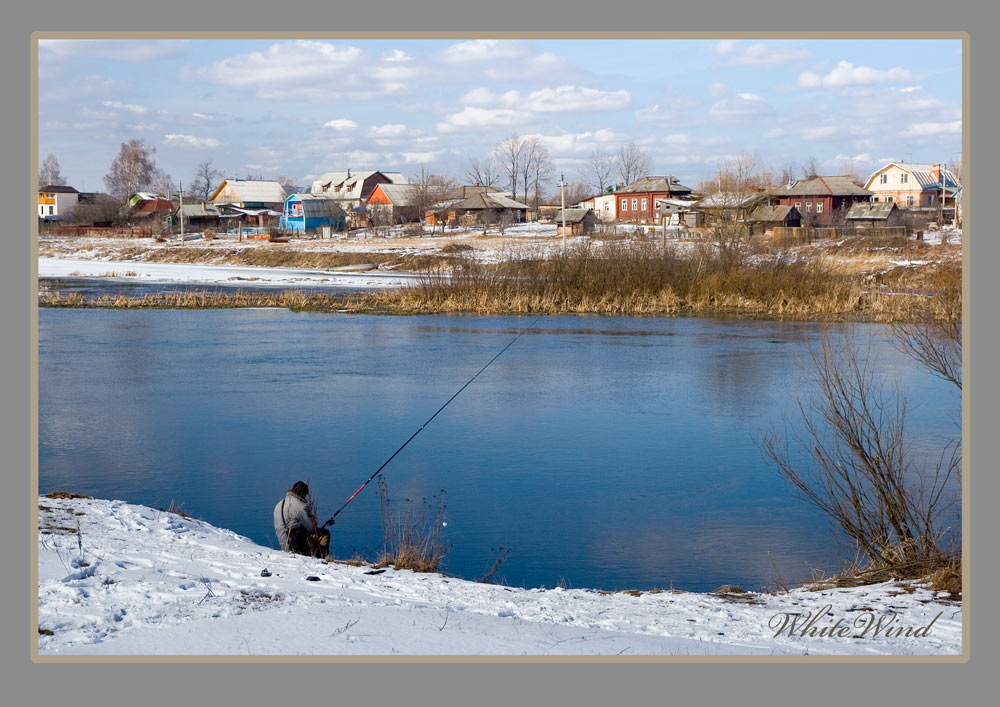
[38,306,960,592]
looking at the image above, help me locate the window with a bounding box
[49,205,54,215]
[816,202,823,213]
[621,199,627,211]
[900,174,908,184]
[805,202,813,212]
[880,174,888,184]
[794,201,802,208]
[632,199,638,210]
[886,196,893,203]
[641,198,647,210]
[906,195,915,206]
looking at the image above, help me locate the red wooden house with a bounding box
[614,176,694,223]
[770,176,872,225]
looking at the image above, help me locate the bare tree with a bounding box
[39,153,65,187]
[521,139,553,208]
[615,141,652,187]
[67,194,124,226]
[495,134,526,198]
[563,180,592,206]
[465,156,501,188]
[800,156,821,180]
[761,334,958,571]
[275,175,300,197]
[410,164,458,232]
[103,139,160,201]
[191,160,224,201]
[890,270,962,391]
[150,169,175,198]
[586,149,616,195]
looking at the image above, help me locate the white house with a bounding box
[38,185,79,218]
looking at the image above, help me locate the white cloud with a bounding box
[906,120,962,136]
[708,82,729,97]
[800,125,842,140]
[164,134,221,149]
[441,39,527,63]
[102,100,148,114]
[708,93,772,121]
[192,112,217,121]
[436,106,533,133]
[39,39,188,61]
[384,49,412,62]
[399,150,445,164]
[798,61,916,88]
[716,41,809,67]
[181,41,376,100]
[461,85,630,113]
[520,129,621,155]
[324,119,358,131]
[369,123,420,138]
[765,128,786,138]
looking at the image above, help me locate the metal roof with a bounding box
[212,180,287,204]
[845,202,899,220]
[695,192,763,208]
[866,163,960,190]
[373,183,421,206]
[178,203,222,218]
[774,176,872,197]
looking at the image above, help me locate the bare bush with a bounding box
[375,477,450,573]
[761,334,958,574]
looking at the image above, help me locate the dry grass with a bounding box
[44,491,92,500]
[373,477,450,574]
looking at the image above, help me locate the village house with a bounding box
[844,202,904,229]
[746,205,802,235]
[614,176,695,223]
[694,190,769,224]
[425,187,530,228]
[577,192,618,222]
[863,162,959,212]
[769,176,872,225]
[657,199,703,228]
[209,179,287,228]
[177,202,223,232]
[128,192,175,226]
[365,183,423,224]
[38,184,79,219]
[280,194,347,232]
[553,208,596,236]
[309,170,408,210]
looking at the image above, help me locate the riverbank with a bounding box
[36,493,962,656]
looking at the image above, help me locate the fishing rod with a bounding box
[322,316,542,529]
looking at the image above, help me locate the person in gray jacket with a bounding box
[273,481,330,558]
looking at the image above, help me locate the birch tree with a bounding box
[103,139,160,201]
[615,142,651,187]
[39,153,65,187]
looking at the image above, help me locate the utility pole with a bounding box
[560,172,567,252]
[179,181,184,238]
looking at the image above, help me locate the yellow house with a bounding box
[863,162,959,209]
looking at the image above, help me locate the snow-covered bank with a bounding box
[38,258,424,289]
[36,496,962,656]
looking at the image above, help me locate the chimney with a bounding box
[932,163,941,181]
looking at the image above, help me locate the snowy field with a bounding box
[38,257,426,289]
[36,496,962,657]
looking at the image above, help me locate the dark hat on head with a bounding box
[290,481,309,499]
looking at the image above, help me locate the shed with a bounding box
[554,208,596,235]
[281,194,347,232]
[746,205,802,234]
[178,202,222,230]
[366,183,422,223]
[845,202,904,227]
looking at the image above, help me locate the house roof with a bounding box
[211,180,287,204]
[865,163,960,190]
[695,192,765,208]
[553,208,593,223]
[39,184,79,194]
[444,191,531,211]
[372,183,421,206]
[130,199,175,216]
[311,170,408,197]
[747,205,800,222]
[178,203,222,218]
[617,176,693,194]
[845,202,899,220]
[774,176,872,198]
[287,193,347,219]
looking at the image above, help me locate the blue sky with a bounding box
[37,37,962,194]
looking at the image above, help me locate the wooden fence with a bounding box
[771,226,908,242]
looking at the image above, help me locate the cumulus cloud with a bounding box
[436,106,533,133]
[708,93,772,121]
[441,39,528,63]
[164,134,221,149]
[798,61,916,88]
[324,119,358,131]
[399,150,446,164]
[906,120,962,136]
[102,100,148,114]
[521,129,621,155]
[715,41,809,67]
[461,85,630,113]
[369,123,421,138]
[384,49,412,62]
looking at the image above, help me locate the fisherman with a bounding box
[273,481,330,558]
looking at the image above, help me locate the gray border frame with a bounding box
[8,0,993,701]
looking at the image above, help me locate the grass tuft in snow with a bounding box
[373,477,451,574]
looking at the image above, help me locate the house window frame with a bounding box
[880,174,888,184]
[631,198,638,210]
[816,202,823,213]
[641,198,647,211]
[805,201,813,212]
[900,173,909,184]
[621,198,627,211]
